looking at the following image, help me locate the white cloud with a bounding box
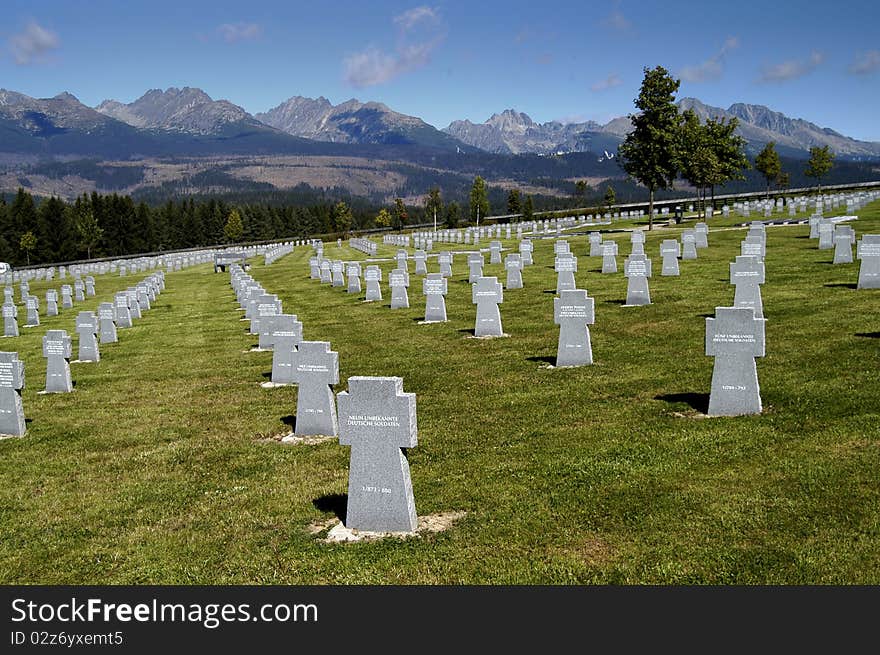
[759,51,824,83]
[344,6,445,88]
[591,73,622,92]
[392,6,439,31]
[601,1,631,31]
[679,36,739,83]
[9,21,60,65]
[850,50,880,75]
[217,22,263,43]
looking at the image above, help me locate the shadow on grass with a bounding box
[313,493,347,524]
[543,289,557,294]
[824,283,858,289]
[527,355,557,366]
[261,371,272,379]
[856,332,880,339]
[655,393,710,414]
[605,299,626,305]
[698,312,714,318]
[280,415,296,430]
[458,328,476,336]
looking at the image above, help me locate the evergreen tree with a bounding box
[507,188,522,216]
[332,200,353,236]
[522,194,535,222]
[618,66,682,230]
[805,145,835,190]
[704,115,749,207]
[604,185,617,211]
[223,208,244,243]
[375,208,392,228]
[444,201,460,229]
[75,208,104,259]
[19,231,37,266]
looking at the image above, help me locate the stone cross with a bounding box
[252,294,280,340]
[832,226,855,264]
[681,231,698,260]
[706,307,766,416]
[519,240,534,266]
[0,351,26,436]
[413,250,428,275]
[438,252,453,277]
[589,232,603,257]
[115,292,133,328]
[136,285,151,312]
[74,279,85,302]
[817,219,834,250]
[624,254,652,306]
[730,255,765,318]
[395,250,409,273]
[601,241,618,274]
[630,231,645,256]
[75,311,100,362]
[857,235,880,289]
[422,273,448,322]
[25,295,39,327]
[554,253,577,294]
[554,289,595,366]
[346,262,362,294]
[660,240,681,276]
[46,289,59,317]
[309,257,321,279]
[331,260,346,287]
[98,302,118,343]
[2,302,18,337]
[85,276,96,296]
[42,329,73,393]
[741,236,765,262]
[472,276,504,337]
[389,269,410,309]
[490,241,502,264]
[467,253,484,283]
[61,285,73,309]
[364,265,382,301]
[337,376,418,533]
[289,341,339,436]
[270,314,304,384]
[505,253,523,290]
[695,223,709,248]
[319,260,332,284]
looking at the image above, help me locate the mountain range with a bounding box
[3,86,878,162]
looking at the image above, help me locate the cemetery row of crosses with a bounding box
[1,189,878,538]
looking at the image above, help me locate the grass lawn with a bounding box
[1,201,878,584]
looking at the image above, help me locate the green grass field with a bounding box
[1,201,878,584]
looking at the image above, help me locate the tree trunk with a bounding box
[711,185,715,216]
[648,188,654,230]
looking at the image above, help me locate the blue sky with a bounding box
[2,0,879,140]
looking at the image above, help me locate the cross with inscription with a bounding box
[730,255,765,318]
[624,254,652,306]
[115,293,132,328]
[554,253,577,294]
[289,341,339,436]
[389,269,410,309]
[364,265,383,301]
[98,302,118,344]
[472,276,504,337]
[75,311,100,362]
[554,289,595,366]
[42,329,73,393]
[0,351,26,436]
[705,306,766,416]
[601,241,618,274]
[422,273,448,322]
[505,253,523,290]
[468,253,484,283]
[337,376,418,533]
[2,302,18,338]
[660,239,681,276]
[270,314,304,384]
[46,289,59,317]
[413,250,428,276]
[857,234,880,289]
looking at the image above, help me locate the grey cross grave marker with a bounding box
[555,253,577,294]
[270,315,304,385]
[0,351,26,436]
[660,240,681,276]
[389,269,410,309]
[554,289,595,366]
[290,341,339,435]
[706,307,766,416]
[115,293,132,328]
[601,241,618,273]
[857,235,880,289]
[422,274,447,322]
[2,302,18,337]
[337,376,418,533]
[472,276,504,337]
[505,253,523,289]
[624,254,652,306]
[730,255,765,318]
[42,329,73,393]
[75,311,100,362]
[364,265,382,301]
[98,302,118,343]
